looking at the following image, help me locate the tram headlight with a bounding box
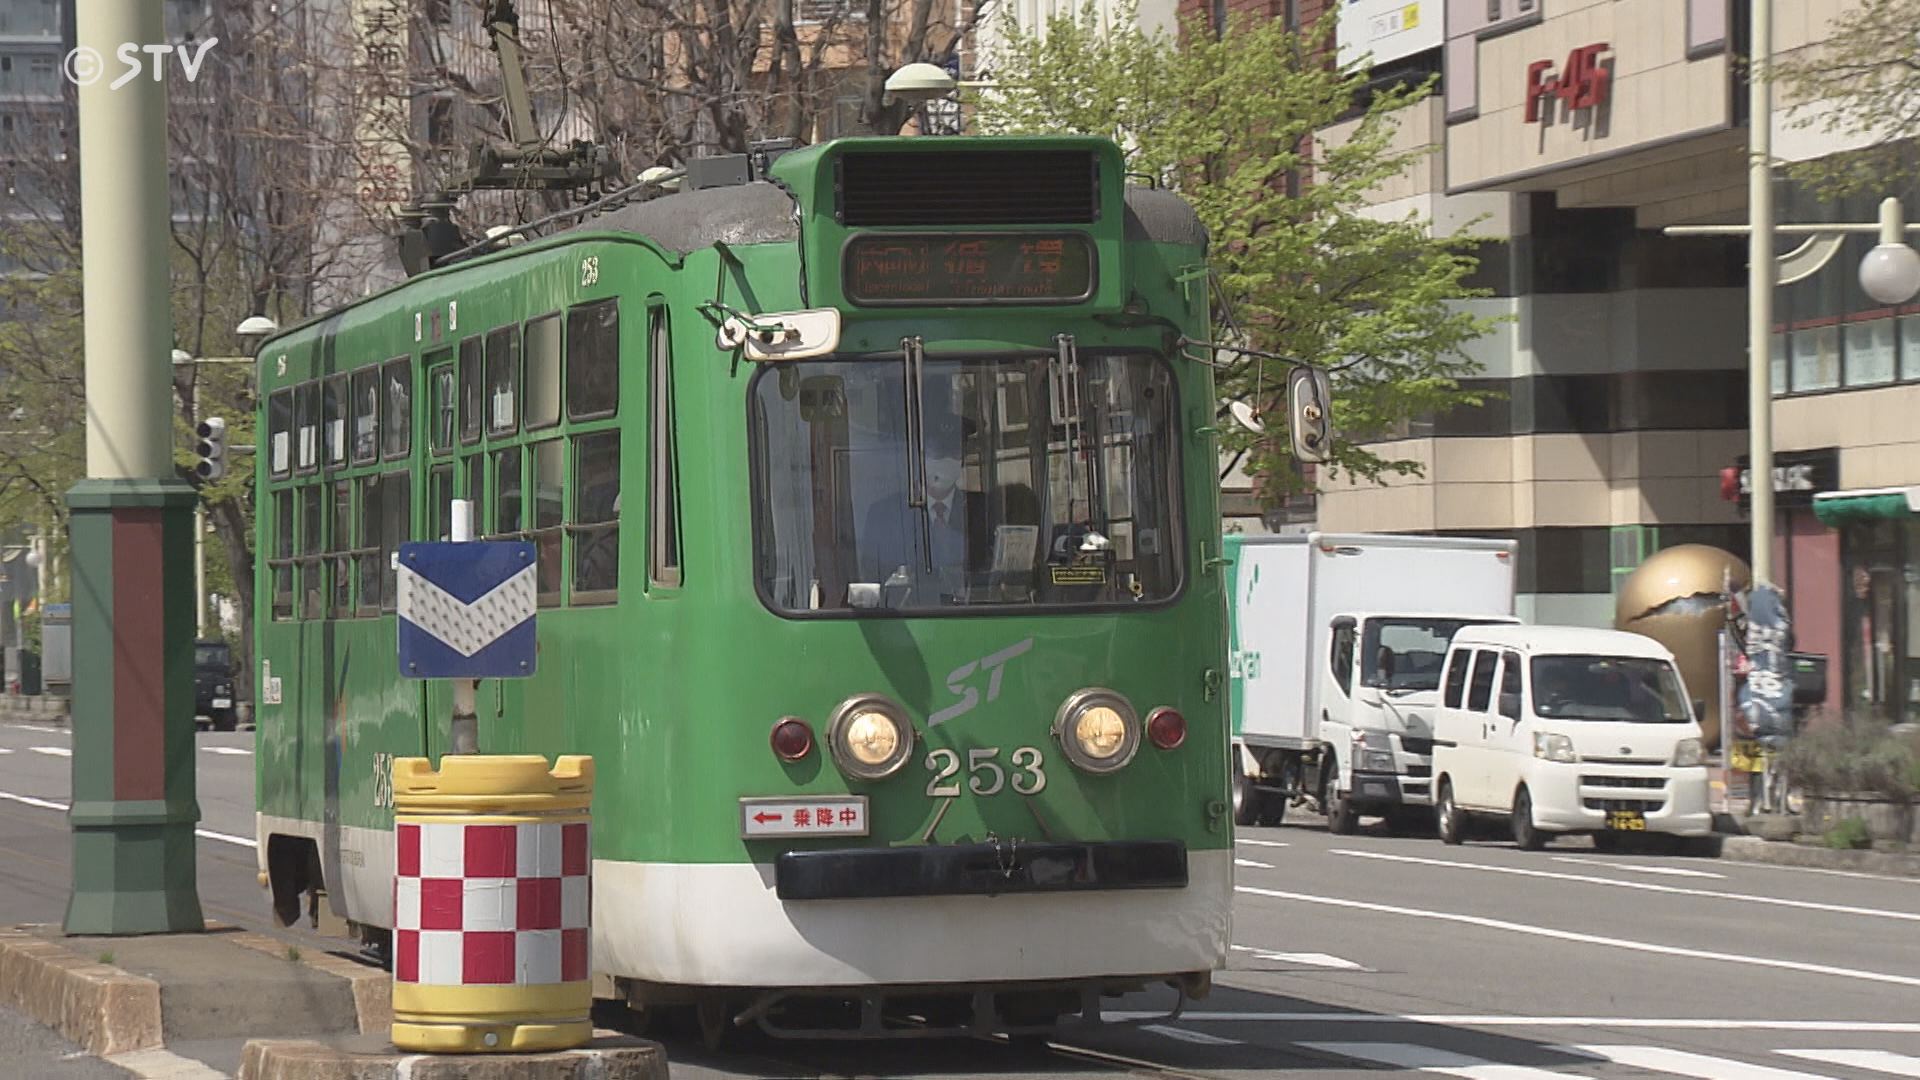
[827,695,915,780]
[1054,689,1141,774]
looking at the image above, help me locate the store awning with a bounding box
[1813,486,1920,525]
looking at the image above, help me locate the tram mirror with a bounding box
[716,307,841,361]
[1286,364,1332,464]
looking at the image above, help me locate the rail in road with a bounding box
[5,717,1920,1078]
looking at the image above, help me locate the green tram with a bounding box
[252,135,1232,1038]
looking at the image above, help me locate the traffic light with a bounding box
[195,417,227,480]
[1286,365,1332,464]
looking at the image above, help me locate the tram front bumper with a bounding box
[774,839,1188,901]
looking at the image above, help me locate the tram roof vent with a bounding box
[836,148,1099,226]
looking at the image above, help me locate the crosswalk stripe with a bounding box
[1778,1049,1920,1076]
[1300,1041,1568,1079]
[0,747,12,754]
[31,746,70,757]
[1236,838,1289,848]
[1568,1044,1832,1079]
[1234,857,1274,869]
[1141,1024,1242,1046]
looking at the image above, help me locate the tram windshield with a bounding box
[750,350,1183,615]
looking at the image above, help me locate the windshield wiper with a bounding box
[902,336,932,572]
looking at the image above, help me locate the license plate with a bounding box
[1606,810,1646,831]
[211,698,231,709]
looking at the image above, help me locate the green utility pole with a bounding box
[64,0,205,934]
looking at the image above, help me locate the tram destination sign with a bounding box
[843,233,1093,305]
[396,540,537,679]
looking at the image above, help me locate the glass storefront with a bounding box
[1839,519,1920,719]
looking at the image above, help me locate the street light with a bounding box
[885,62,961,135]
[1859,198,1920,304]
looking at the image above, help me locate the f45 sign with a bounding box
[1525,43,1611,124]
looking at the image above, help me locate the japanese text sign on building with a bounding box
[1526,43,1611,124]
[396,541,537,680]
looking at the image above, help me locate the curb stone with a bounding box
[237,1034,669,1080]
[221,930,391,1035]
[1720,835,1920,877]
[0,927,163,1056]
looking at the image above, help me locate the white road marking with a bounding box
[201,746,251,756]
[0,790,68,811]
[1567,1044,1831,1080]
[1234,857,1274,869]
[1552,855,1724,879]
[6,723,69,735]
[1141,1024,1242,1046]
[1236,884,1920,990]
[1301,1041,1567,1079]
[1779,1049,1920,1076]
[1236,838,1290,848]
[1726,859,1920,886]
[1331,848,1920,923]
[1233,942,1368,969]
[30,745,71,757]
[1108,1012,1920,1032]
[0,786,254,848]
[0,747,11,754]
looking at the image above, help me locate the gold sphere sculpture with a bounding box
[1614,544,1751,751]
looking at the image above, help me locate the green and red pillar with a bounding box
[63,0,203,934]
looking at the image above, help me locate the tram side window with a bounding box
[351,366,379,464]
[301,485,324,619]
[458,336,482,444]
[271,489,293,621]
[323,375,347,468]
[381,471,410,610]
[356,474,382,613]
[572,431,619,599]
[330,479,352,618]
[428,359,455,455]
[430,464,453,541]
[268,390,292,479]
[381,358,411,460]
[566,299,618,420]
[648,307,681,588]
[492,447,523,536]
[531,439,563,604]
[486,327,518,436]
[524,313,562,430]
[294,382,320,474]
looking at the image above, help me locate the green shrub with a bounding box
[1782,715,1917,801]
[1824,817,1871,850]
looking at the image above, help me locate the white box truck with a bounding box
[1225,532,1518,833]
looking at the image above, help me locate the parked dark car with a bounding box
[195,639,237,731]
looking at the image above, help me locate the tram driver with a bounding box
[858,415,987,605]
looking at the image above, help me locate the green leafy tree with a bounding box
[972,2,1498,496]
[1767,0,1920,199]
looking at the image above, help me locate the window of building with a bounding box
[459,336,482,444]
[566,299,619,420]
[268,389,292,478]
[572,431,619,599]
[648,307,681,587]
[429,359,455,454]
[531,439,564,605]
[1791,326,1842,393]
[324,374,347,468]
[1901,315,1920,383]
[331,479,353,617]
[485,326,518,436]
[1841,520,1920,716]
[1845,319,1897,387]
[352,366,379,464]
[381,357,411,459]
[492,446,523,536]
[524,314,562,430]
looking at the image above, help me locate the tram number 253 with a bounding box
[372,752,395,810]
[925,747,1046,797]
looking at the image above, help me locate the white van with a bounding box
[1430,625,1716,853]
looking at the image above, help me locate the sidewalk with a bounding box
[0,694,69,726]
[1718,810,1920,878]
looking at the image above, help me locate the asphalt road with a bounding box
[5,718,1920,1079]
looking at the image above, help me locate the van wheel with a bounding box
[1512,787,1547,851]
[1437,781,1465,845]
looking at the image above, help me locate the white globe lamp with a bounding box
[1859,197,1920,305]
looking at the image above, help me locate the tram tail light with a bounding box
[771,717,815,762]
[1146,707,1186,750]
